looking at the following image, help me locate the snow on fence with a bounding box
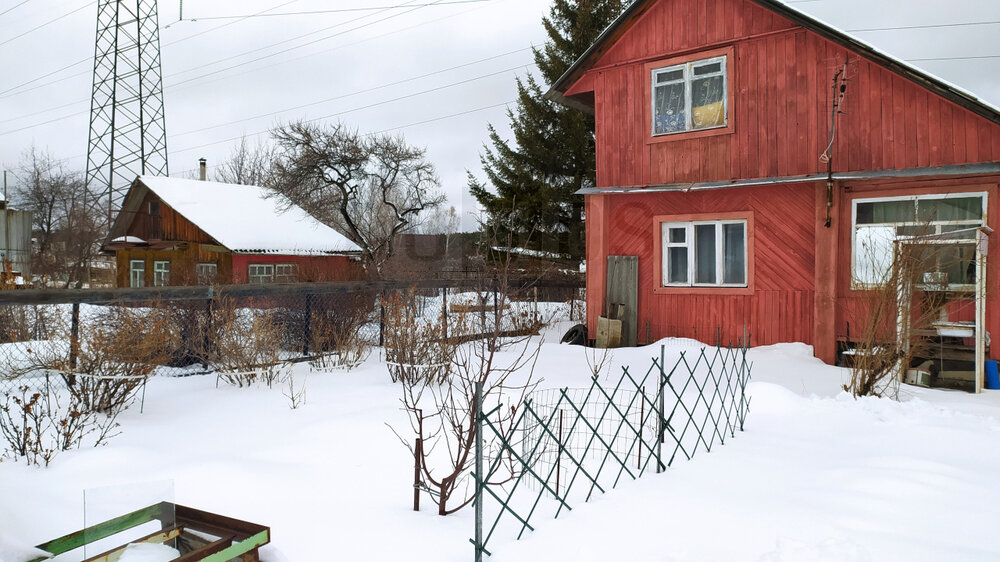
[472,342,752,559]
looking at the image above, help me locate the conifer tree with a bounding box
[469,0,624,262]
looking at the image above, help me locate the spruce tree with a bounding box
[469,0,625,262]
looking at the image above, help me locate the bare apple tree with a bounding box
[268,121,445,276]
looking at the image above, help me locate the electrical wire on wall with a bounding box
[820,58,850,228]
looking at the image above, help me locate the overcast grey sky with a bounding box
[2,0,999,228]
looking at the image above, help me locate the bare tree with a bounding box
[11,147,104,288]
[392,227,545,516]
[269,121,445,275]
[215,134,277,186]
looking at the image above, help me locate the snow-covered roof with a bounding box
[133,176,361,255]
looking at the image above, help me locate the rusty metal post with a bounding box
[379,290,385,347]
[442,286,448,341]
[69,302,80,372]
[413,437,422,511]
[302,293,313,356]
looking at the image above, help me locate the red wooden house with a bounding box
[105,176,362,287]
[549,0,1000,382]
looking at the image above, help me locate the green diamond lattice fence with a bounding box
[471,341,752,559]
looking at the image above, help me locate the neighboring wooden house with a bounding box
[549,0,1000,373]
[105,176,362,287]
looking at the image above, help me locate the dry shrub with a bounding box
[56,304,178,413]
[308,292,374,372]
[382,289,452,384]
[846,235,972,397]
[0,383,120,466]
[209,298,286,387]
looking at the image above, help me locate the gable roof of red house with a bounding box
[549,0,1000,128]
[108,176,362,255]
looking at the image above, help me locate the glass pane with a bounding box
[855,226,895,285]
[695,224,717,284]
[871,200,916,223]
[917,196,982,222]
[656,68,684,83]
[654,82,686,134]
[691,75,725,129]
[669,227,686,243]
[668,247,688,284]
[940,223,979,239]
[940,243,976,285]
[693,62,722,75]
[723,223,746,284]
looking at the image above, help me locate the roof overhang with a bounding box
[549,0,1000,127]
[575,162,1000,195]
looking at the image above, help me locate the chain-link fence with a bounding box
[0,277,583,464]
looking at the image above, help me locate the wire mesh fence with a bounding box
[0,278,583,464]
[472,341,752,559]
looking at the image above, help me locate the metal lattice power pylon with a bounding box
[86,0,168,225]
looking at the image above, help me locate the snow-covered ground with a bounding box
[2,313,1000,561]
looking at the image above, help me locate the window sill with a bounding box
[646,124,733,145]
[653,285,753,296]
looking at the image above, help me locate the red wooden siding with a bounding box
[231,254,360,284]
[124,191,218,244]
[582,0,1000,189]
[595,183,815,346]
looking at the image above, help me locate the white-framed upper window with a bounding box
[852,193,986,288]
[275,263,298,284]
[652,56,727,136]
[661,220,747,287]
[153,260,170,287]
[129,260,145,288]
[196,263,218,285]
[248,264,274,284]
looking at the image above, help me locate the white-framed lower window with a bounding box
[248,264,274,284]
[196,263,218,285]
[661,220,747,287]
[275,263,298,284]
[153,260,170,287]
[129,260,145,288]
[852,192,986,289]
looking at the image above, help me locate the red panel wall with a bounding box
[230,254,359,284]
[596,183,815,346]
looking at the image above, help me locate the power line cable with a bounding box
[169,64,533,153]
[0,0,94,48]
[166,0,455,85]
[170,47,532,137]
[0,0,32,18]
[0,0,299,99]
[169,98,516,167]
[847,20,1000,33]
[182,0,488,21]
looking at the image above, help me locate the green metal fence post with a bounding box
[474,380,484,562]
[657,344,665,473]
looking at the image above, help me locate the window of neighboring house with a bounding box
[196,263,218,285]
[275,263,298,284]
[852,193,986,289]
[248,264,274,284]
[153,260,170,287]
[129,260,145,288]
[652,56,727,136]
[660,220,747,287]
